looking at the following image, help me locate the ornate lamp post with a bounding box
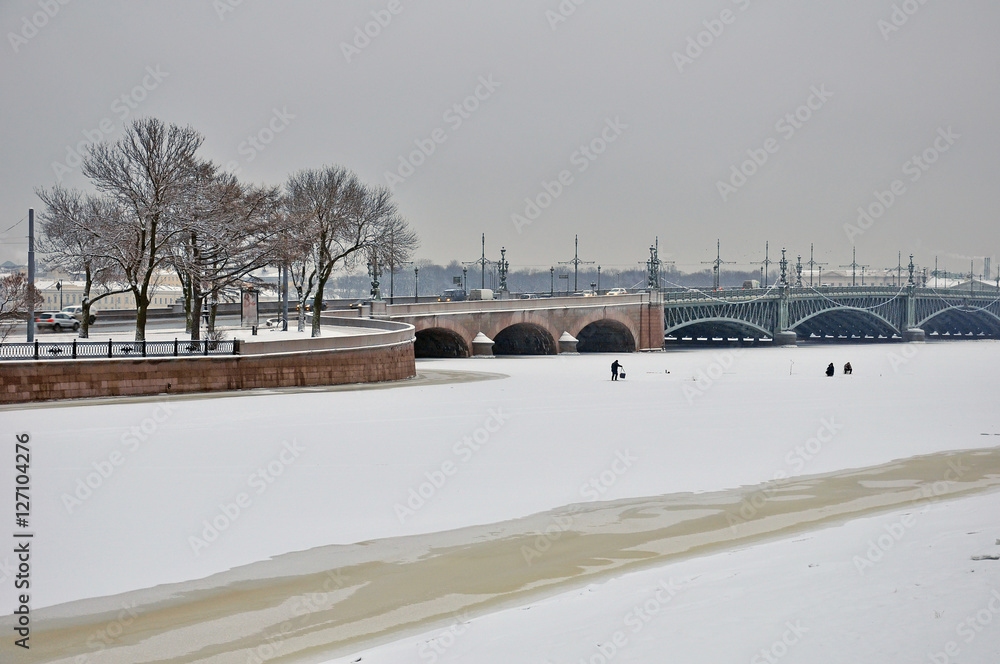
[497,247,509,293]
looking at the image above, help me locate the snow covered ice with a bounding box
[1,340,999,663]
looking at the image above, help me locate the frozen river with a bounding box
[1,340,999,662]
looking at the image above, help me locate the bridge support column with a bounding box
[640,290,665,350]
[903,285,924,342]
[558,331,578,354]
[472,332,495,356]
[774,281,796,346]
[774,330,798,346]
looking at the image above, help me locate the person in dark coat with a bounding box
[825,362,835,377]
[611,360,622,381]
[844,362,853,375]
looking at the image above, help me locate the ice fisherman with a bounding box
[844,362,853,375]
[825,362,835,377]
[611,360,622,381]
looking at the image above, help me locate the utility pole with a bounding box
[756,242,773,288]
[840,247,867,287]
[559,234,594,292]
[281,262,289,331]
[27,209,35,342]
[806,243,827,287]
[702,239,735,290]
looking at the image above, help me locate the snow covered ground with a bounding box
[1,339,998,662]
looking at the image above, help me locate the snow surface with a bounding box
[1,340,998,661]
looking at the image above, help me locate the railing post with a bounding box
[72,339,77,359]
[142,339,147,357]
[34,340,39,360]
[108,339,113,358]
[174,338,178,356]
[204,339,208,356]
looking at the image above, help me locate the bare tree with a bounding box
[285,166,418,337]
[82,118,203,340]
[0,273,40,342]
[36,186,130,338]
[170,161,283,340]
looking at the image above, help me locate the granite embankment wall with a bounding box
[1,318,415,404]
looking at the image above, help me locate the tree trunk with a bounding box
[135,291,149,342]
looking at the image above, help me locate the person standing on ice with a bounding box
[611,360,622,381]
[825,362,835,377]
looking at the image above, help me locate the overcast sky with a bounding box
[1,0,998,276]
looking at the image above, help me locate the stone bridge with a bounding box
[371,293,664,357]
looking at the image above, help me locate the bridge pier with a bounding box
[472,332,495,356]
[774,331,798,346]
[558,331,579,353]
[903,328,925,342]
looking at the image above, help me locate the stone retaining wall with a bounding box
[1,321,416,404]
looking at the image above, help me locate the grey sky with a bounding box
[2,0,998,276]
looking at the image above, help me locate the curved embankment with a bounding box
[7,446,1000,664]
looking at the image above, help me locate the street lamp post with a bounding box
[414,266,419,301]
[550,267,554,297]
[56,280,63,310]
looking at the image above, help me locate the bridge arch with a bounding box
[414,327,470,358]
[665,317,772,340]
[493,323,557,355]
[791,307,900,339]
[918,306,1000,337]
[576,319,636,352]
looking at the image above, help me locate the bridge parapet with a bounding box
[385,293,651,316]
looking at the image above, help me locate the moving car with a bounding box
[607,287,628,296]
[265,317,285,327]
[438,289,467,302]
[35,311,80,332]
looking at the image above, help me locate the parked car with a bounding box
[607,288,629,296]
[519,293,539,299]
[35,311,80,332]
[61,304,97,325]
